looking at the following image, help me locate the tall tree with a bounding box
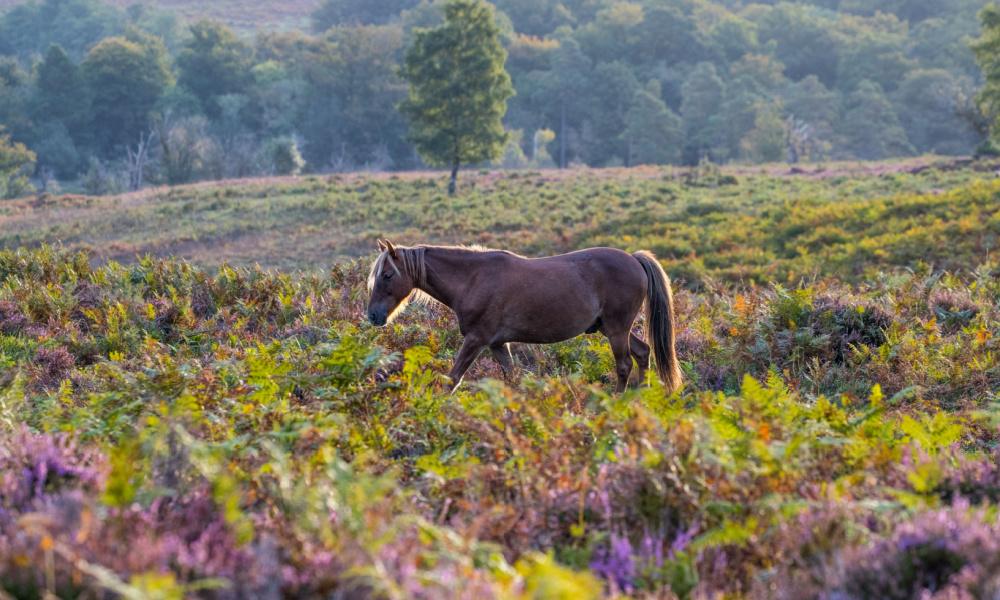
[176,21,253,117]
[400,0,514,194]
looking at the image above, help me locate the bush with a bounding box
[265,136,305,176]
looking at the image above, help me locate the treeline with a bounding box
[0,0,992,195]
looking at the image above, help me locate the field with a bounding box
[1,159,1000,597]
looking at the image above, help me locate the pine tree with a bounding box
[400,0,514,195]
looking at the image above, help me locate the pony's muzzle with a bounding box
[368,308,388,326]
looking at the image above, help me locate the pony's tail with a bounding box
[633,251,682,393]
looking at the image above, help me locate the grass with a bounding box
[3,157,998,280]
[0,158,999,597]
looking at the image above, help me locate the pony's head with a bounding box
[366,239,426,326]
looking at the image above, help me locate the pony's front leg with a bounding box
[448,336,486,393]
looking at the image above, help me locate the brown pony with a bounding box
[366,240,682,393]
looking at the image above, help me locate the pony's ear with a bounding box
[377,239,387,252]
[384,239,398,259]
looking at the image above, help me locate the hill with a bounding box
[3,158,998,282]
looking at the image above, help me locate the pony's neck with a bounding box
[417,247,487,309]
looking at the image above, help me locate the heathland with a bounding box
[1,160,999,597]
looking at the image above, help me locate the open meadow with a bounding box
[2,160,1000,597]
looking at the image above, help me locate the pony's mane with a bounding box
[422,243,524,257]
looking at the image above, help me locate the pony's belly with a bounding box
[500,317,597,345]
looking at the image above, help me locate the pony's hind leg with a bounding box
[605,330,633,393]
[629,333,650,386]
[490,343,515,382]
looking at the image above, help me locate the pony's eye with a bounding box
[383,271,393,280]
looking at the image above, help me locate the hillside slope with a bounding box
[3,159,998,285]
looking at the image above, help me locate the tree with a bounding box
[740,104,786,163]
[972,4,1000,142]
[34,45,89,129]
[0,58,32,146]
[836,30,914,93]
[82,32,172,156]
[265,137,305,175]
[839,80,913,159]
[493,0,574,36]
[124,128,156,191]
[531,128,556,166]
[312,0,419,30]
[0,0,123,60]
[781,75,839,158]
[894,69,979,154]
[546,33,592,168]
[581,61,639,165]
[154,114,212,185]
[176,21,253,117]
[32,45,89,176]
[681,62,727,163]
[400,0,514,194]
[0,129,36,199]
[752,4,841,86]
[625,83,683,165]
[299,25,409,170]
